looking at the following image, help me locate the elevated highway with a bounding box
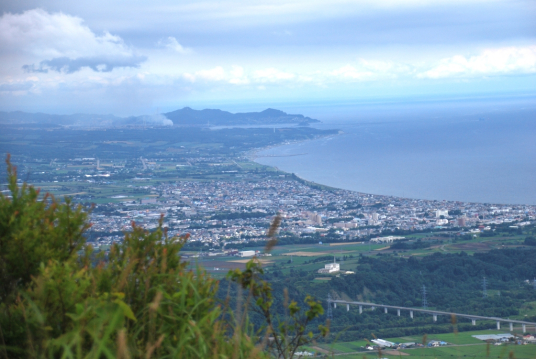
[330,299,536,333]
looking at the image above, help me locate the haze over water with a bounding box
[256,96,536,205]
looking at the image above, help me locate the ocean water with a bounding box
[255,97,536,205]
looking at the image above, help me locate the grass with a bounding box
[519,301,536,318]
[312,330,536,359]
[335,354,392,359]
[327,340,369,352]
[403,343,536,359]
[423,331,502,345]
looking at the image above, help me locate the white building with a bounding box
[238,250,257,257]
[318,258,340,274]
[370,235,405,243]
[436,210,449,218]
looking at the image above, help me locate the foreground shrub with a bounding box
[0,156,326,359]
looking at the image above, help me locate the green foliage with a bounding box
[225,214,328,358]
[329,251,536,314]
[0,154,89,302]
[524,236,536,246]
[228,260,328,359]
[0,156,327,359]
[390,239,431,250]
[0,156,266,359]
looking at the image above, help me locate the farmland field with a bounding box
[303,329,536,358]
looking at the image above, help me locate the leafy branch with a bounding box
[228,214,329,358]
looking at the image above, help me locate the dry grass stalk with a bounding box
[264,214,281,253]
[116,329,131,359]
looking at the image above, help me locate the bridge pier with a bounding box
[332,301,535,332]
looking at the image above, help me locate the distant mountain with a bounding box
[0,111,127,127]
[0,107,319,128]
[163,107,320,126]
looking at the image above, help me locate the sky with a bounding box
[0,0,535,116]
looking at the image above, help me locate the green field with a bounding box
[301,330,536,358]
[195,234,528,280]
[402,343,536,359]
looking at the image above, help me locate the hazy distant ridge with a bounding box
[0,108,319,128]
[163,107,319,126]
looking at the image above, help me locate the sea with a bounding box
[254,95,536,205]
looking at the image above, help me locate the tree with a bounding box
[0,155,261,358]
[228,215,328,359]
[0,156,326,359]
[0,154,89,303]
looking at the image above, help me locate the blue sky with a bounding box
[0,0,535,116]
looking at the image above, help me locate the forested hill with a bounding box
[0,107,319,128]
[218,249,536,342]
[327,249,536,317]
[163,107,320,126]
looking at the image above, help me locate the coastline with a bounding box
[248,134,535,208]
[246,130,343,162]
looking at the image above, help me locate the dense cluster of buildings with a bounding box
[87,178,536,250]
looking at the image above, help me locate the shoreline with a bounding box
[248,134,535,208]
[246,131,343,161]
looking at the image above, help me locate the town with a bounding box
[82,172,534,252]
[1,124,534,254]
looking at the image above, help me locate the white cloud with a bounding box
[183,66,294,84]
[229,66,250,84]
[230,66,244,77]
[0,9,144,73]
[157,37,191,54]
[0,9,131,58]
[330,48,536,82]
[253,68,295,82]
[145,0,494,27]
[184,66,226,82]
[331,65,374,80]
[419,46,536,79]
[330,59,409,80]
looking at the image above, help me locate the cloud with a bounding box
[183,66,251,84]
[0,8,145,73]
[157,37,191,53]
[22,55,147,73]
[0,82,34,92]
[331,65,374,80]
[136,114,173,126]
[330,59,411,81]
[229,66,250,84]
[253,68,295,82]
[330,48,536,82]
[419,46,536,79]
[184,66,226,82]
